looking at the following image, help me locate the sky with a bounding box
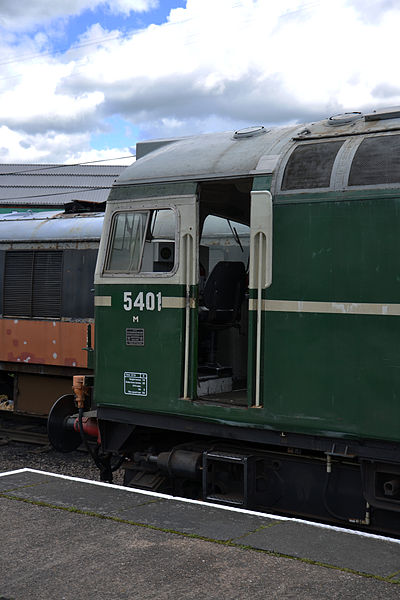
[0,0,400,165]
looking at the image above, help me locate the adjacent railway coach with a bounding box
[0,207,102,415]
[49,107,400,535]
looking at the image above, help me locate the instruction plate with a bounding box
[124,371,148,396]
[126,328,145,346]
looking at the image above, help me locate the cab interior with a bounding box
[196,178,252,406]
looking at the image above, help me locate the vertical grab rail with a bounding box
[183,232,194,399]
[249,190,273,408]
[255,232,266,407]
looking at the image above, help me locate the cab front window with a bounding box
[104,209,176,275]
[105,211,149,272]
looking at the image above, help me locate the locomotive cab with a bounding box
[94,175,272,411]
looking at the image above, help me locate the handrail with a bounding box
[183,232,194,399]
[254,231,266,407]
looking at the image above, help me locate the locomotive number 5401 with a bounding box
[123,291,162,312]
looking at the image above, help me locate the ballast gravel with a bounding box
[0,439,125,485]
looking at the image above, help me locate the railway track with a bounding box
[0,413,49,446]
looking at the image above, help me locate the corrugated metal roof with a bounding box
[0,188,112,205]
[0,164,126,176]
[0,176,119,187]
[0,163,128,207]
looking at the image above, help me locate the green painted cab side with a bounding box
[95,283,186,411]
[263,310,400,439]
[269,196,400,303]
[94,188,400,444]
[260,193,400,442]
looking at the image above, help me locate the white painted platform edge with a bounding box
[1,467,399,545]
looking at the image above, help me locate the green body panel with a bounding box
[269,196,400,303]
[259,194,400,441]
[108,181,197,202]
[95,189,400,444]
[263,311,400,439]
[95,283,186,410]
[252,175,272,191]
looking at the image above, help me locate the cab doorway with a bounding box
[196,180,251,406]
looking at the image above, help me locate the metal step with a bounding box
[202,450,256,508]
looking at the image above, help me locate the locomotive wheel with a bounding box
[47,394,81,452]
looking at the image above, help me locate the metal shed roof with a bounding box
[0,163,127,208]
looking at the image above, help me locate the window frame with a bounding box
[279,139,345,193]
[102,207,179,278]
[348,133,400,188]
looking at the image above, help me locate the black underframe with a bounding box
[97,405,400,465]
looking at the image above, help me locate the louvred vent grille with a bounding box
[3,250,62,318]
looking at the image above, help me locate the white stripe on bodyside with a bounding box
[95,296,194,309]
[162,297,196,309]
[94,296,112,306]
[249,299,400,316]
[162,296,185,309]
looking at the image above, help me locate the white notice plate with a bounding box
[124,371,148,396]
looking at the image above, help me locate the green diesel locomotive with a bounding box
[49,107,400,535]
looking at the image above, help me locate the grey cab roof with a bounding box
[115,106,400,191]
[117,126,300,185]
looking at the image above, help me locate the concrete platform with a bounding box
[1,468,400,599]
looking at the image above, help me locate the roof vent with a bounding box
[234,126,268,139]
[327,112,363,126]
[364,106,400,121]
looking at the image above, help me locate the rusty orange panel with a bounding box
[0,318,94,368]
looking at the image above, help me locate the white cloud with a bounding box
[57,0,400,127]
[2,0,400,162]
[0,58,104,133]
[0,125,133,165]
[349,0,399,23]
[107,0,159,16]
[0,125,88,162]
[64,148,134,165]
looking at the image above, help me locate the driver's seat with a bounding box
[200,261,246,326]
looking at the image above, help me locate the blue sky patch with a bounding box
[47,1,186,54]
[91,115,140,151]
